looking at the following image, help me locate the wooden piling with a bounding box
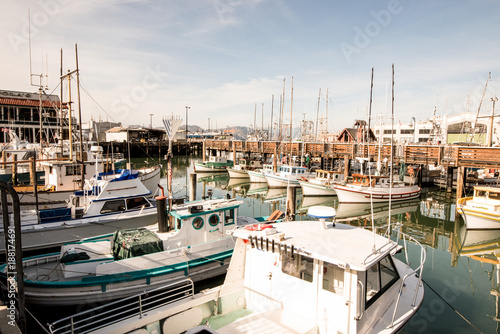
[286,186,296,221]
[11,155,17,186]
[189,173,197,201]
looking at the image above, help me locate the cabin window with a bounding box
[209,214,219,226]
[176,218,182,230]
[476,190,487,198]
[126,197,150,210]
[365,255,400,309]
[66,165,81,176]
[224,209,235,225]
[282,253,314,283]
[488,191,500,200]
[100,199,126,214]
[322,262,344,295]
[192,217,204,230]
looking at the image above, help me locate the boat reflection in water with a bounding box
[335,199,420,225]
[297,195,338,215]
[453,224,500,331]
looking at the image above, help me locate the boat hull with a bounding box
[227,168,249,178]
[457,205,500,229]
[0,208,158,253]
[299,180,336,196]
[247,170,267,183]
[333,184,421,203]
[16,249,232,306]
[265,174,300,188]
[194,162,229,172]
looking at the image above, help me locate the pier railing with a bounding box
[48,278,195,334]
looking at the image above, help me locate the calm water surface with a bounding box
[27,155,500,333]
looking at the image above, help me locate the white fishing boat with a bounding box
[457,186,500,229]
[298,169,343,196]
[0,198,279,307]
[0,169,158,253]
[265,165,311,188]
[227,158,262,179]
[246,164,275,183]
[332,174,421,203]
[57,206,425,334]
[194,156,233,172]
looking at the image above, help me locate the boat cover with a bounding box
[112,228,163,260]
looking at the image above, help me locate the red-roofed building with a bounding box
[0,89,71,144]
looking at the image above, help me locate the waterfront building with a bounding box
[0,89,70,144]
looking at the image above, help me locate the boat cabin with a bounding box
[280,165,308,176]
[351,174,404,188]
[315,169,344,183]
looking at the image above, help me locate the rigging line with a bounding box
[77,78,118,124]
[422,278,483,334]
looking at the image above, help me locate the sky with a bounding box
[1,0,499,133]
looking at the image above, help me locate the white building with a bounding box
[372,112,499,146]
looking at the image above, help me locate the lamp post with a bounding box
[185,106,190,155]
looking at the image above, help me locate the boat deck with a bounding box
[211,308,317,334]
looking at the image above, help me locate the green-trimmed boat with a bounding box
[0,197,278,306]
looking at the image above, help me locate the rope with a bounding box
[422,279,483,334]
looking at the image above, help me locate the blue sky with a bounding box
[2,0,499,132]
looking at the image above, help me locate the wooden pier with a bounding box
[202,139,500,198]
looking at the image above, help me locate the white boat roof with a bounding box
[232,220,398,271]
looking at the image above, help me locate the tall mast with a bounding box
[316,88,321,141]
[75,44,85,189]
[59,49,64,157]
[325,88,329,141]
[261,102,264,139]
[368,67,374,143]
[270,94,274,140]
[290,76,294,149]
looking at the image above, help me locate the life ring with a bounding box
[244,223,273,231]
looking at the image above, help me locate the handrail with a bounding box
[48,278,194,334]
[390,231,427,328]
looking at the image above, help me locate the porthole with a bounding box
[193,217,204,230]
[209,214,219,226]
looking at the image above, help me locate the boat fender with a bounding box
[301,176,308,182]
[244,223,273,231]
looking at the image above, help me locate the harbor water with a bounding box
[20,155,500,333]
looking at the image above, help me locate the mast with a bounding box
[261,102,264,139]
[325,88,329,141]
[270,94,274,140]
[368,67,374,143]
[289,76,294,157]
[75,44,85,189]
[471,72,491,143]
[316,88,321,142]
[59,49,64,157]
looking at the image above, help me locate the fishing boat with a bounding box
[0,169,158,253]
[265,165,311,188]
[298,169,343,196]
[0,197,279,306]
[332,174,421,203]
[55,206,426,334]
[227,158,262,179]
[246,164,275,183]
[193,156,233,172]
[457,186,500,229]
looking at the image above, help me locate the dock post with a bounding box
[456,166,466,200]
[202,140,206,162]
[232,144,236,167]
[286,186,296,221]
[343,155,349,182]
[189,173,197,201]
[11,155,17,187]
[446,166,454,193]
